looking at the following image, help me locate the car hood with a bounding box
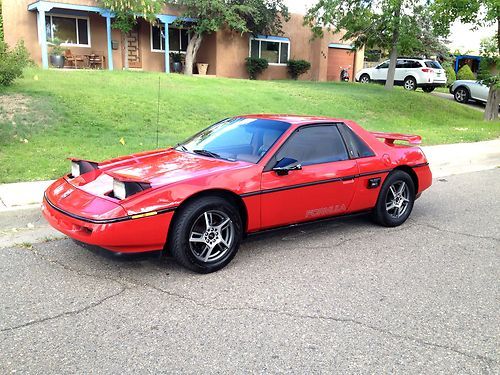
[102,148,250,187]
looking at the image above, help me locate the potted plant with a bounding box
[170,52,183,73]
[196,62,209,75]
[48,38,65,68]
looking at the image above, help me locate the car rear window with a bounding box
[425,61,442,69]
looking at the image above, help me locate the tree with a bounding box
[99,0,162,69]
[174,0,289,76]
[0,0,4,43]
[305,0,445,89]
[431,0,499,120]
[478,36,499,121]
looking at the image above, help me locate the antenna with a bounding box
[156,76,160,148]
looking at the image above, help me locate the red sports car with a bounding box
[42,115,432,273]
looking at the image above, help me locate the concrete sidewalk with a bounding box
[0,139,499,212]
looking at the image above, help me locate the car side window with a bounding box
[274,125,349,166]
[396,60,406,69]
[338,124,375,158]
[378,61,389,69]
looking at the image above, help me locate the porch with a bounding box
[27,0,195,73]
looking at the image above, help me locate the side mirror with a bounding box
[273,157,302,176]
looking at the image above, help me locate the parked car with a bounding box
[42,115,432,273]
[450,80,491,104]
[355,58,447,92]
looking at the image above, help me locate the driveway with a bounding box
[1,169,499,373]
[431,91,485,112]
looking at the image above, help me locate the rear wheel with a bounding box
[403,76,417,91]
[422,86,435,93]
[454,87,470,104]
[373,170,415,227]
[169,196,242,273]
[359,74,370,84]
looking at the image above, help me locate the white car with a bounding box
[355,58,447,92]
[450,80,490,104]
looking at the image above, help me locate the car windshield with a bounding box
[179,117,290,163]
[425,61,442,69]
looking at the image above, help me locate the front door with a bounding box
[372,60,389,82]
[127,24,142,69]
[260,124,359,229]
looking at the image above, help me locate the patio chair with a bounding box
[89,52,106,69]
[64,50,85,69]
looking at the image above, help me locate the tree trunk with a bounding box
[184,33,204,76]
[385,3,402,90]
[484,86,499,121]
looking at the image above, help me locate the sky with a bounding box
[284,0,496,55]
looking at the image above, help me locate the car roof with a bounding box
[239,114,344,125]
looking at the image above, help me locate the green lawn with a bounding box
[0,68,498,183]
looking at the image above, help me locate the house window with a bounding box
[45,15,90,46]
[249,36,290,65]
[151,25,190,52]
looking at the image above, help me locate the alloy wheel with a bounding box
[455,89,466,102]
[360,76,370,83]
[385,181,410,219]
[188,210,234,263]
[404,79,416,90]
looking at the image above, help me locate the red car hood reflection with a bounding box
[105,149,250,187]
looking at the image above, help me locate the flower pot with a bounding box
[49,55,65,68]
[173,62,183,73]
[196,63,208,75]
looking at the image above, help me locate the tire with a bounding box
[403,76,417,91]
[169,196,243,273]
[373,170,415,227]
[454,86,470,104]
[359,74,370,84]
[422,86,435,93]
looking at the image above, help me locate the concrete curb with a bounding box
[0,139,499,212]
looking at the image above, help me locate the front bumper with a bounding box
[42,194,174,253]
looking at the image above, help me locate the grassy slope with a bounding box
[0,68,498,183]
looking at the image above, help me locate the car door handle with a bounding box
[341,177,355,184]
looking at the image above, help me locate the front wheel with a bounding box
[403,77,417,91]
[422,86,435,93]
[359,74,370,84]
[454,87,470,104]
[373,170,415,227]
[169,196,242,273]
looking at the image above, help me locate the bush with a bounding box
[457,64,475,80]
[0,41,31,86]
[245,57,268,80]
[442,62,456,87]
[0,0,4,43]
[287,59,311,80]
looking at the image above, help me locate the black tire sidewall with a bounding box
[454,88,469,103]
[169,197,242,273]
[360,74,370,83]
[374,171,415,227]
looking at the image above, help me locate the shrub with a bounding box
[245,57,268,80]
[457,64,475,80]
[287,59,311,80]
[0,41,31,86]
[442,62,456,87]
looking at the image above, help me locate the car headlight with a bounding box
[112,179,150,200]
[70,159,98,178]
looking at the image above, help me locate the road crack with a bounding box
[416,223,500,242]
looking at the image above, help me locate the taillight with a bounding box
[422,68,434,73]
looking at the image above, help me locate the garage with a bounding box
[327,44,356,82]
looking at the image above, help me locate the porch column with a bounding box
[163,21,170,73]
[104,13,114,71]
[36,9,49,69]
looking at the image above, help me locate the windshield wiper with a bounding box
[193,149,221,159]
[175,143,188,152]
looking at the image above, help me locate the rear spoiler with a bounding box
[370,131,422,145]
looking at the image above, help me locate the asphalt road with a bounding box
[1,169,499,374]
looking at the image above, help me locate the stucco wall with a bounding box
[2,1,364,80]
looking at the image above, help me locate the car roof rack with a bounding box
[398,56,425,60]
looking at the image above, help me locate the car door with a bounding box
[260,124,359,229]
[372,61,389,82]
[394,59,407,83]
[472,82,490,102]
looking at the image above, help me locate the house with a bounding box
[2,0,364,81]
